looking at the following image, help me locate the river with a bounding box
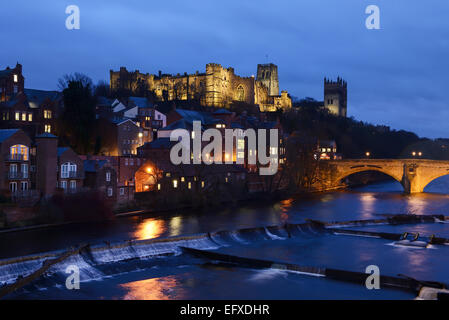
[3,176,449,299]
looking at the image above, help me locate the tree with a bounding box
[57,73,97,154]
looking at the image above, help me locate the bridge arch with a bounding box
[334,165,404,188]
[420,171,449,192]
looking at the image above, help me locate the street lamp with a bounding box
[418,152,422,157]
[365,152,370,157]
[412,151,416,157]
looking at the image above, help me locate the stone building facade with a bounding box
[110,63,292,112]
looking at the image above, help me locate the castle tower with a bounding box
[256,63,279,96]
[324,77,347,117]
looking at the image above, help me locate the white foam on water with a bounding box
[264,228,286,240]
[333,232,381,238]
[247,269,287,282]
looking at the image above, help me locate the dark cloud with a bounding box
[1,0,447,138]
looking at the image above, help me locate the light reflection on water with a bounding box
[134,219,166,240]
[119,275,186,300]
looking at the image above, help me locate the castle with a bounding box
[324,77,347,117]
[110,63,292,112]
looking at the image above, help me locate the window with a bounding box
[181,177,185,182]
[60,181,67,189]
[125,158,129,166]
[13,74,18,83]
[13,85,18,94]
[157,184,161,190]
[15,112,20,121]
[70,180,76,189]
[21,164,28,178]
[44,124,51,133]
[21,181,28,191]
[106,171,111,182]
[188,182,191,189]
[44,110,52,119]
[119,188,124,195]
[237,85,245,101]
[173,180,178,188]
[107,187,113,197]
[28,113,32,122]
[9,164,17,178]
[201,181,205,188]
[21,113,26,121]
[10,144,29,161]
[9,182,17,192]
[61,162,77,178]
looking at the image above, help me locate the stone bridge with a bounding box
[324,159,449,193]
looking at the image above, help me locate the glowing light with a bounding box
[119,275,185,300]
[134,218,165,240]
[365,152,370,157]
[138,132,143,138]
[146,167,152,174]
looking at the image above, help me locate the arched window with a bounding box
[61,162,77,178]
[10,144,28,161]
[237,85,245,102]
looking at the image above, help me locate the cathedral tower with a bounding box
[256,63,279,96]
[324,77,347,117]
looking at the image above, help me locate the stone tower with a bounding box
[324,77,347,117]
[256,63,279,96]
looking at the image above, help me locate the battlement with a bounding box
[324,77,347,88]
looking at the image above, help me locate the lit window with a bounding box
[181,177,185,182]
[10,144,29,161]
[237,139,244,149]
[44,110,52,119]
[21,113,26,121]
[225,177,228,183]
[173,180,178,188]
[201,181,205,188]
[13,74,18,83]
[157,183,161,190]
[188,182,192,189]
[44,124,51,133]
[28,113,32,121]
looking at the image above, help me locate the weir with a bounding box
[0,214,447,298]
[180,246,448,297]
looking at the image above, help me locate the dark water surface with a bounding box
[4,176,449,299]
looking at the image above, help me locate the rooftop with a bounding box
[0,129,20,143]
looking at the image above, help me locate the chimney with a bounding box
[36,133,58,197]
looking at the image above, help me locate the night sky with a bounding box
[1,0,448,138]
